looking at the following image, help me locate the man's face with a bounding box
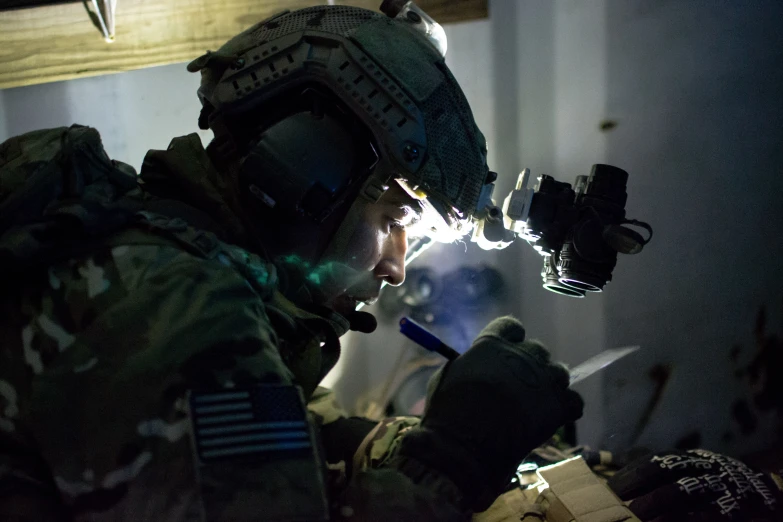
[324,182,422,318]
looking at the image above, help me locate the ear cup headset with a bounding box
[221,86,381,262]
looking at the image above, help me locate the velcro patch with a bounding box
[190,384,311,462]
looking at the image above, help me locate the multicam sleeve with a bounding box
[306,387,422,476]
[316,413,468,521]
[303,388,469,520]
[329,416,468,521]
[307,386,350,426]
[352,415,421,473]
[307,390,422,480]
[1,243,295,521]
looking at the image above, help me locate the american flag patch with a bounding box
[190,384,312,462]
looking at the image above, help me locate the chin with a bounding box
[329,295,359,317]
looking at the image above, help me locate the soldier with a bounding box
[0,3,584,521]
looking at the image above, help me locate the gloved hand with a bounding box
[394,316,584,511]
[608,448,783,521]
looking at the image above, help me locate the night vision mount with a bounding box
[471,165,653,297]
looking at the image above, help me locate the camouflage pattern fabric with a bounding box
[0,234,288,519]
[0,127,469,521]
[352,416,421,473]
[308,386,350,426]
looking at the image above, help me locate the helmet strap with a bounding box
[318,168,390,264]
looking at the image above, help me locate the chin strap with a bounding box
[319,169,390,264]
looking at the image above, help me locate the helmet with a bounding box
[188,4,492,262]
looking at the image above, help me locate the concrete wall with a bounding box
[0,63,211,170]
[507,0,783,455]
[0,91,7,143]
[600,0,783,455]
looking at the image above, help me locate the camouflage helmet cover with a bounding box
[188,5,490,224]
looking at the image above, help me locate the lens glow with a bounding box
[543,283,585,298]
[559,278,602,292]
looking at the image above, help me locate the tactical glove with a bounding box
[394,316,584,511]
[608,448,783,521]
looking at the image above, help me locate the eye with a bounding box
[387,217,405,232]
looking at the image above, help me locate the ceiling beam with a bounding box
[0,0,487,89]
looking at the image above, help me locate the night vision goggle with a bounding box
[469,165,653,297]
[386,1,653,297]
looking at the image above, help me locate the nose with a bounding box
[374,229,407,286]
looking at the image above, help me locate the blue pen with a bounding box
[399,317,461,361]
[401,316,641,385]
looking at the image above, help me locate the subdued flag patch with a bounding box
[190,385,311,462]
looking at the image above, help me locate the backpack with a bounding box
[0,125,140,272]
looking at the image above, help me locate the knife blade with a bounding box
[569,346,640,386]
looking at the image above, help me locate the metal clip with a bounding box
[86,0,118,42]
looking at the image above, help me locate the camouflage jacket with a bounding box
[0,126,466,521]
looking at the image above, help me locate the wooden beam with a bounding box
[0,0,487,89]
